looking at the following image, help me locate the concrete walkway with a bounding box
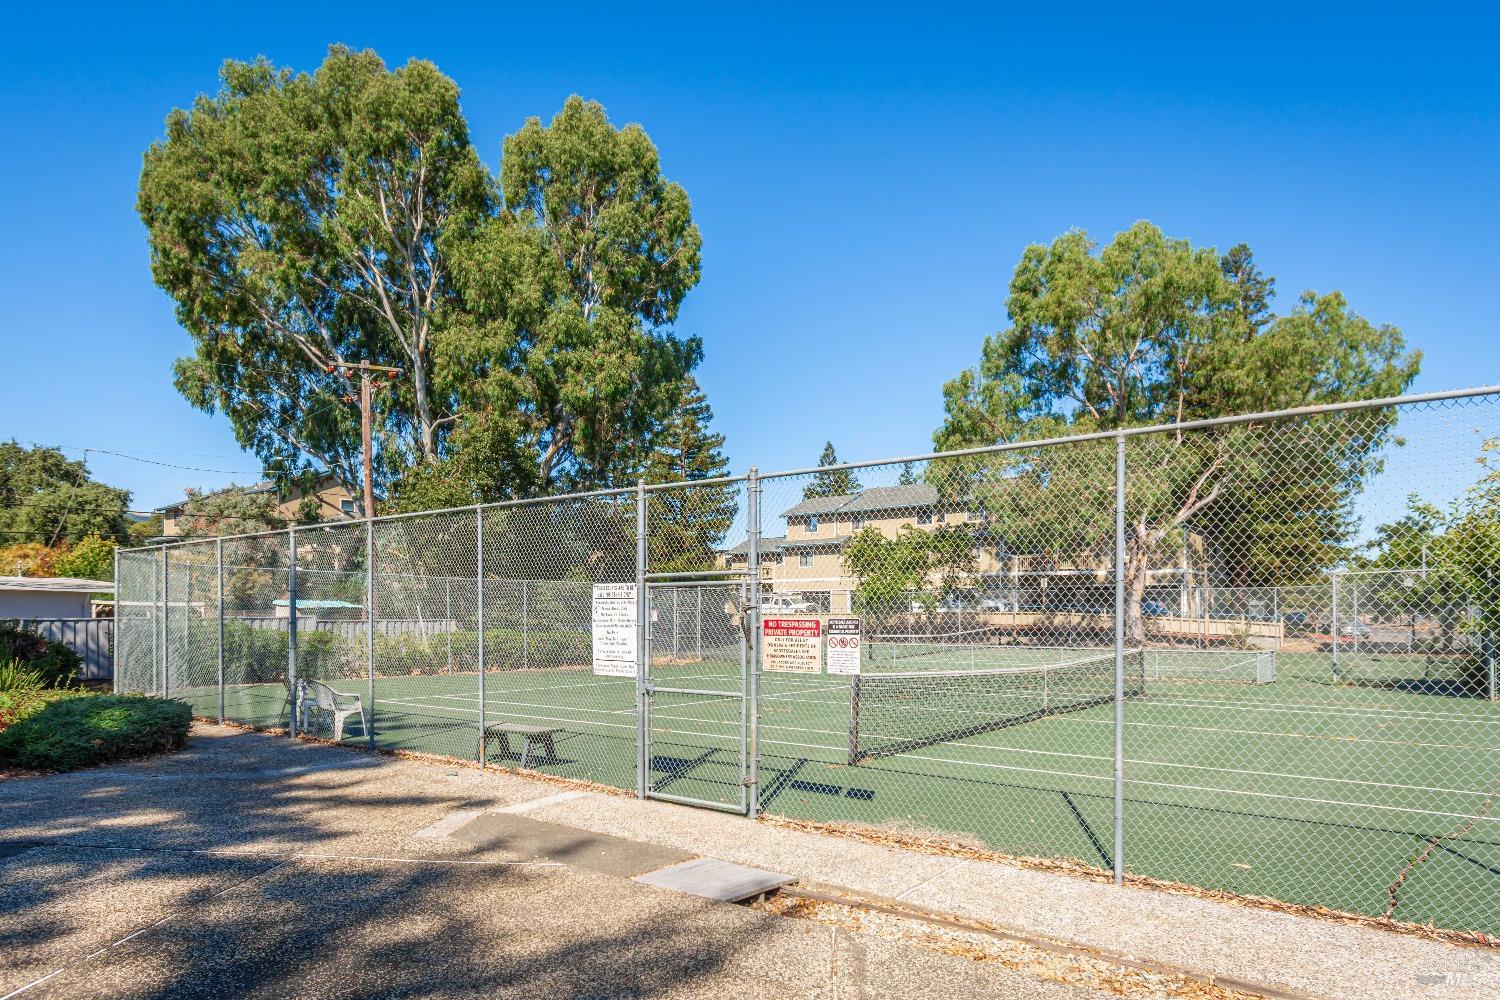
[0,726,1102,999]
[2,725,1495,999]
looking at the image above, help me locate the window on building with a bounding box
[340,499,356,515]
[807,515,819,533]
[799,552,814,568]
[917,512,933,525]
[852,516,865,530]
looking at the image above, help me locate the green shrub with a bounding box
[0,621,82,687]
[0,693,191,771]
[0,658,47,693]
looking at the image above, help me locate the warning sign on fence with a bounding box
[592,583,639,677]
[825,617,862,675]
[762,617,822,673]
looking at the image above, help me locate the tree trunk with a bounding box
[1122,523,1155,648]
[410,351,439,463]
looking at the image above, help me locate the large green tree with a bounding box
[642,376,738,572]
[174,486,290,539]
[803,442,861,500]
[935,222,1420,643]
[0,442,131,545]
[1363,441,1500,678]
[419,95,704,505]
[139,47,492,511]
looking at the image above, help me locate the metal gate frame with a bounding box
[635,470,763,816]
[640,579,751,813]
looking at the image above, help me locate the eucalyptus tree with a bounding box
[935,222,1419,643]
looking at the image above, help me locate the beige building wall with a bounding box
[160,478,358,538]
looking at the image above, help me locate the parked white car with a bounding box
[763,595,817,614]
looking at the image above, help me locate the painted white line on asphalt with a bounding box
[494,790,590,815]
[411,808,486,840]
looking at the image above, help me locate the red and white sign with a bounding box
[762,616,822,673]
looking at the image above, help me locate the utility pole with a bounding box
[328,361,401,518]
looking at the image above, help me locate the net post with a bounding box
[287,527,298,738]
[635,480,648,799]
[1113,432,1126,887]
[1330,569,1340,679]
[746,466,762,819]
[475,507,486,763]
[848,675,861,766]
[366,517,377,749]
[216,537,225,725]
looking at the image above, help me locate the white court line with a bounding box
[380,690,1500,801]
[373,693,1500,824]
[1141,692,1500,725]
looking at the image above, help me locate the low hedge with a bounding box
[0,621,83,687]
[0,691,192,772]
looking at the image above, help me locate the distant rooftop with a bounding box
[780,482,942,519]
[0,575,115,594]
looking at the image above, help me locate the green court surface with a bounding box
[177,644,1500,937]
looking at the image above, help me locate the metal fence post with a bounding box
[1113,434,1126,886]
[112,547,121,694]
[747,467,762,819]
[476,507,486,762]
[635,481,648,799]
[151,549,161,696]
[216,538,225,724]
[521,579,529,670]
[287,528,298,737]
[366,518,377,748]
[161,548,170,699]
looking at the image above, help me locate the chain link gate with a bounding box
[641,580,753,812]
[639,475,760,814]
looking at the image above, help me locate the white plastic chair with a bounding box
[297,680,368,741]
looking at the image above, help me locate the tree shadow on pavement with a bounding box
[0,727,791,999]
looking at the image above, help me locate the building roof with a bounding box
[156,481,276,514]
[779,482,943,519]
[837,483,940,514]
[272,598,364,610]
[721,535,787,556]
[780,495,855,518]
[0,575,115,594]
[780,536,850,551]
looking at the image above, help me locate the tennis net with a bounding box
[848,649,1146,763]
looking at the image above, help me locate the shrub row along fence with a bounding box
[116,386,1500,937]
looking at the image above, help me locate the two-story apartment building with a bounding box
[156,475,359,539]
[720,482,1203,618]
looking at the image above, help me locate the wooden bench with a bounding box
[479,723,562,769]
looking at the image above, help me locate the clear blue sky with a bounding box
[2,4,1496,513]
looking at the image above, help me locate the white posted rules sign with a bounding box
[825,617,862,675]
[591,583,639,677]
[762,617,822,673]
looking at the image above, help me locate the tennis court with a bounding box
[166,635,1500,937]
[116,388,1500,941]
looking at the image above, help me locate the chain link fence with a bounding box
[115,386,1500,936]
